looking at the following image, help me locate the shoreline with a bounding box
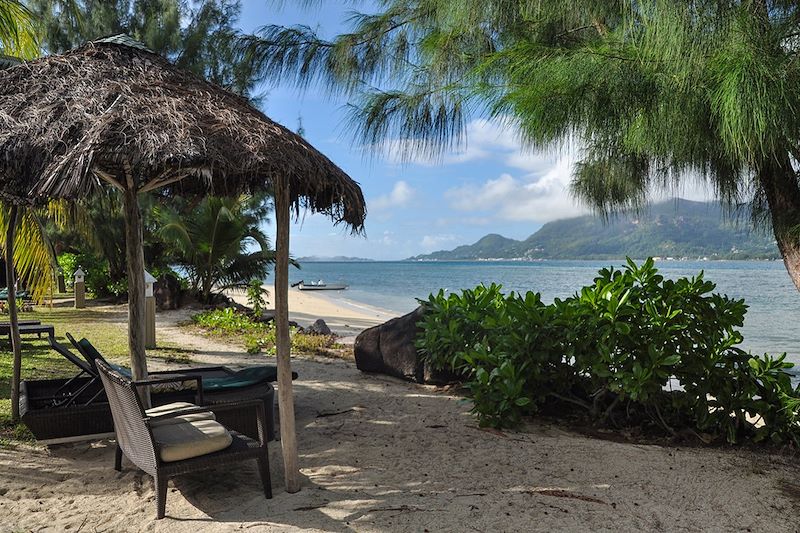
[227,285,400,341]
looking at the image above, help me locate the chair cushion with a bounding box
[146,402,216,427]
[152,419,233,462]
[78,338,108,366]
[203,366,296,391]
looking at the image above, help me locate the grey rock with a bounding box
[354,306,459,384]
[308,318,332,335]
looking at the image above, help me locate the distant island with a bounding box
[407,199,780,261]
[297,256,375,262]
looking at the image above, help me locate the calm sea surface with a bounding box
[287,260,800,365]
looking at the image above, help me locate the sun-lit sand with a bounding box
[228,285,399,340]
[1,301,799,532]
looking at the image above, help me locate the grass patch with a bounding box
[191,307,345,356]
[0,305,195,443]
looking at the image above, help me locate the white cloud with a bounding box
[444,158,588,223]
[376,117,522,166]
[378,230,396,246]
[371,181,416,210]
[420,234,458,249]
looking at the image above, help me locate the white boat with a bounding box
[292,280,348,291]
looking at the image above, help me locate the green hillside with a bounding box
[409,199,779,260]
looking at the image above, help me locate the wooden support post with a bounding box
[123,182,149,406]
[275,177,300,493]
[5,205,22,422]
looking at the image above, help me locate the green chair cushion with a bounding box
[203,366,295,391]
[78,338,107,367]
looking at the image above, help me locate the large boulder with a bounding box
[354,306,458,384]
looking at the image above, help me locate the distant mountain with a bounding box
[408,199,780,261]
[298,256,375,262]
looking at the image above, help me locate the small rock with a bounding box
[308,319,332,335]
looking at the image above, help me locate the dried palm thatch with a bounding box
[0,36,365,491]
[0,35,366,230]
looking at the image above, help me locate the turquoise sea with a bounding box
[287,260,800,366]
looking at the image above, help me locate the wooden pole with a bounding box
[123,182,149,404]
[275,177,300,493]
[5,205,22,422]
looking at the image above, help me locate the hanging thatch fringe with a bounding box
[0,38,366,231]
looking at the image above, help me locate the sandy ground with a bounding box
[228,286,396,342]
[1,298,799,532]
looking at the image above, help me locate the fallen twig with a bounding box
[524,489,608,505]
[316,408,357,418]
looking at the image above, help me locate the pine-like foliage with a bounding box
[29,0,259,97]
[240,0,800,288]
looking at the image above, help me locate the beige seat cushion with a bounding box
[152,419,233,462]
[146,402,216,427]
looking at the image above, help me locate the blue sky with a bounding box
[238,1,712,260]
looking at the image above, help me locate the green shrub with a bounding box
[57,253,80,290]
[192,307,254,333]
[246,279,269,316]
[418,258,800,445]
[192,308,339,356]
[417,285,569,427]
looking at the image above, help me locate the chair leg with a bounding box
[257,455,272,499]
[114,445,123,472]
[155,475,168,519]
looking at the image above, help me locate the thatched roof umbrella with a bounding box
[0,35,366,492]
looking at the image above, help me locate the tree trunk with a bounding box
[123,184,149,404]
[275,177,300,493]
[759,156,800,290]
[5,205,22,422]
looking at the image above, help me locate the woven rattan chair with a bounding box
[96,359,272,519]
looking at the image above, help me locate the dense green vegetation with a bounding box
[191,308,341,356]
[410,199,779,261]
[156,195,277,303]
[417,259,800,445]
[48,194,277,302]
[30,0,258,98]
[243,1,800,290]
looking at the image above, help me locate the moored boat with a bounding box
[292,280,348,291]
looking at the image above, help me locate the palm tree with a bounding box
[157,194,279,303]
[0,0,37,58]
[0,0,43,422]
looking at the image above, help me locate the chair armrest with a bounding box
[145,405,215,423]
[133,375,205,405]
[208,399,268,446]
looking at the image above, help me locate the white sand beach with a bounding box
[228,285,398,340]
[1,303,799,532]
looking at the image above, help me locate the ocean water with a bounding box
[287,260,800,365]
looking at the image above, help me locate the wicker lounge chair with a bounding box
[96,359,272,519]
[66,333,293,440]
